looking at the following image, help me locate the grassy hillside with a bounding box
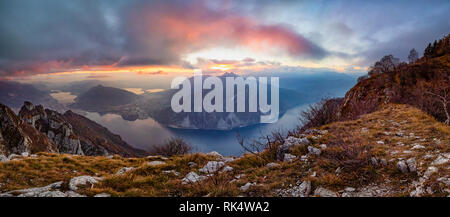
[1,104,448,197]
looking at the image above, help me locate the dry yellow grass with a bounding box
[1,104,448,197]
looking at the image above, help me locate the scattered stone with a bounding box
[406,158,416,172]
[344,187,356,192]
[411,144,425,149]
[206,151,223,158]
[2,181,63,197]
[277,137,310,160]
[0,155,8,162]
[361,128,368,133]
[313,187,337,197]
[300,155,308,161]
[266,162,280,168]
[106,155,114,159]
[320,144,327,149]
[69,176,102,191]
[116,167,134,175]
[395,131,405,137]
[182,172,206,184]
[279,181,311,197]
[38,190,67,197]
[433,138,442,145]
[21,152,29,157]
[371,157,378,166]
[146,161,166,166]
[424,166,438,178]
[65,191,85,197]
[240,182,256,191]
[437,177,450,186]
[431,155,449,165]
[221,157,235,163]
[283,154,296,162]
[8,154,19,160]
[397,161,408,173]
[188,162,197,167]
[94,193,111,197]
[335,167,342,174]
[380,158,388,166]
[221,166,233,173]
[376,141,384,145]
[307,146,321,156]
[199,161,225,173]
[163,170,180,176]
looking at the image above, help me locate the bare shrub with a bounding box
[150,137,192,157]
[299,98,343,131]
[237,130,285,164]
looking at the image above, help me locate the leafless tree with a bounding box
[368,55,400,76]
[426,89,450,125]
[408,49,419,63]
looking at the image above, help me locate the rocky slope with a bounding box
[0,104,448,197]
[17,101,146,157]
[0,103,57,156]
[337,35,449,123]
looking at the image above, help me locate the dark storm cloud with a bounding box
[0,0,327,76]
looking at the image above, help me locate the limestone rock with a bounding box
[69,176,102,191]
[307,146,321,156]
[0,154,8,162]
[146,161,166,166]
[266,162,280,168]
[406,158,416,172]
[116,167,134,175]
[182,172,206,184]
[94,193,111,197]
[240,182,256,191]
[199,161,225,173]
[280,181,311,197]
[313,187,337,197]
[283,153,296,162]
[397,160,408,173]
[431,155,449,165]
[221,166,233,173]
[206,151,222,158]
[163,170,180,176]
[277,136,309,160]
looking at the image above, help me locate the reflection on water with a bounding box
[50,91,77,106]
[84,104,309,156]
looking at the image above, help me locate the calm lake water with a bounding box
[83,104,310,156]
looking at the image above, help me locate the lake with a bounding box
[84,104,310,156]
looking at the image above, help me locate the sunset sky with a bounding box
[0,0,449,82]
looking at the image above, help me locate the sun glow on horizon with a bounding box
[209,64,233,71]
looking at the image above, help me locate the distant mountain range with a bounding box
[0,81,64,111]
[70,74,315,130]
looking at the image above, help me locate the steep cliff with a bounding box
[0,103,57,155]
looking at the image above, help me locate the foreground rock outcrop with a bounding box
[17,101,146,157]
[0,103,57,156]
